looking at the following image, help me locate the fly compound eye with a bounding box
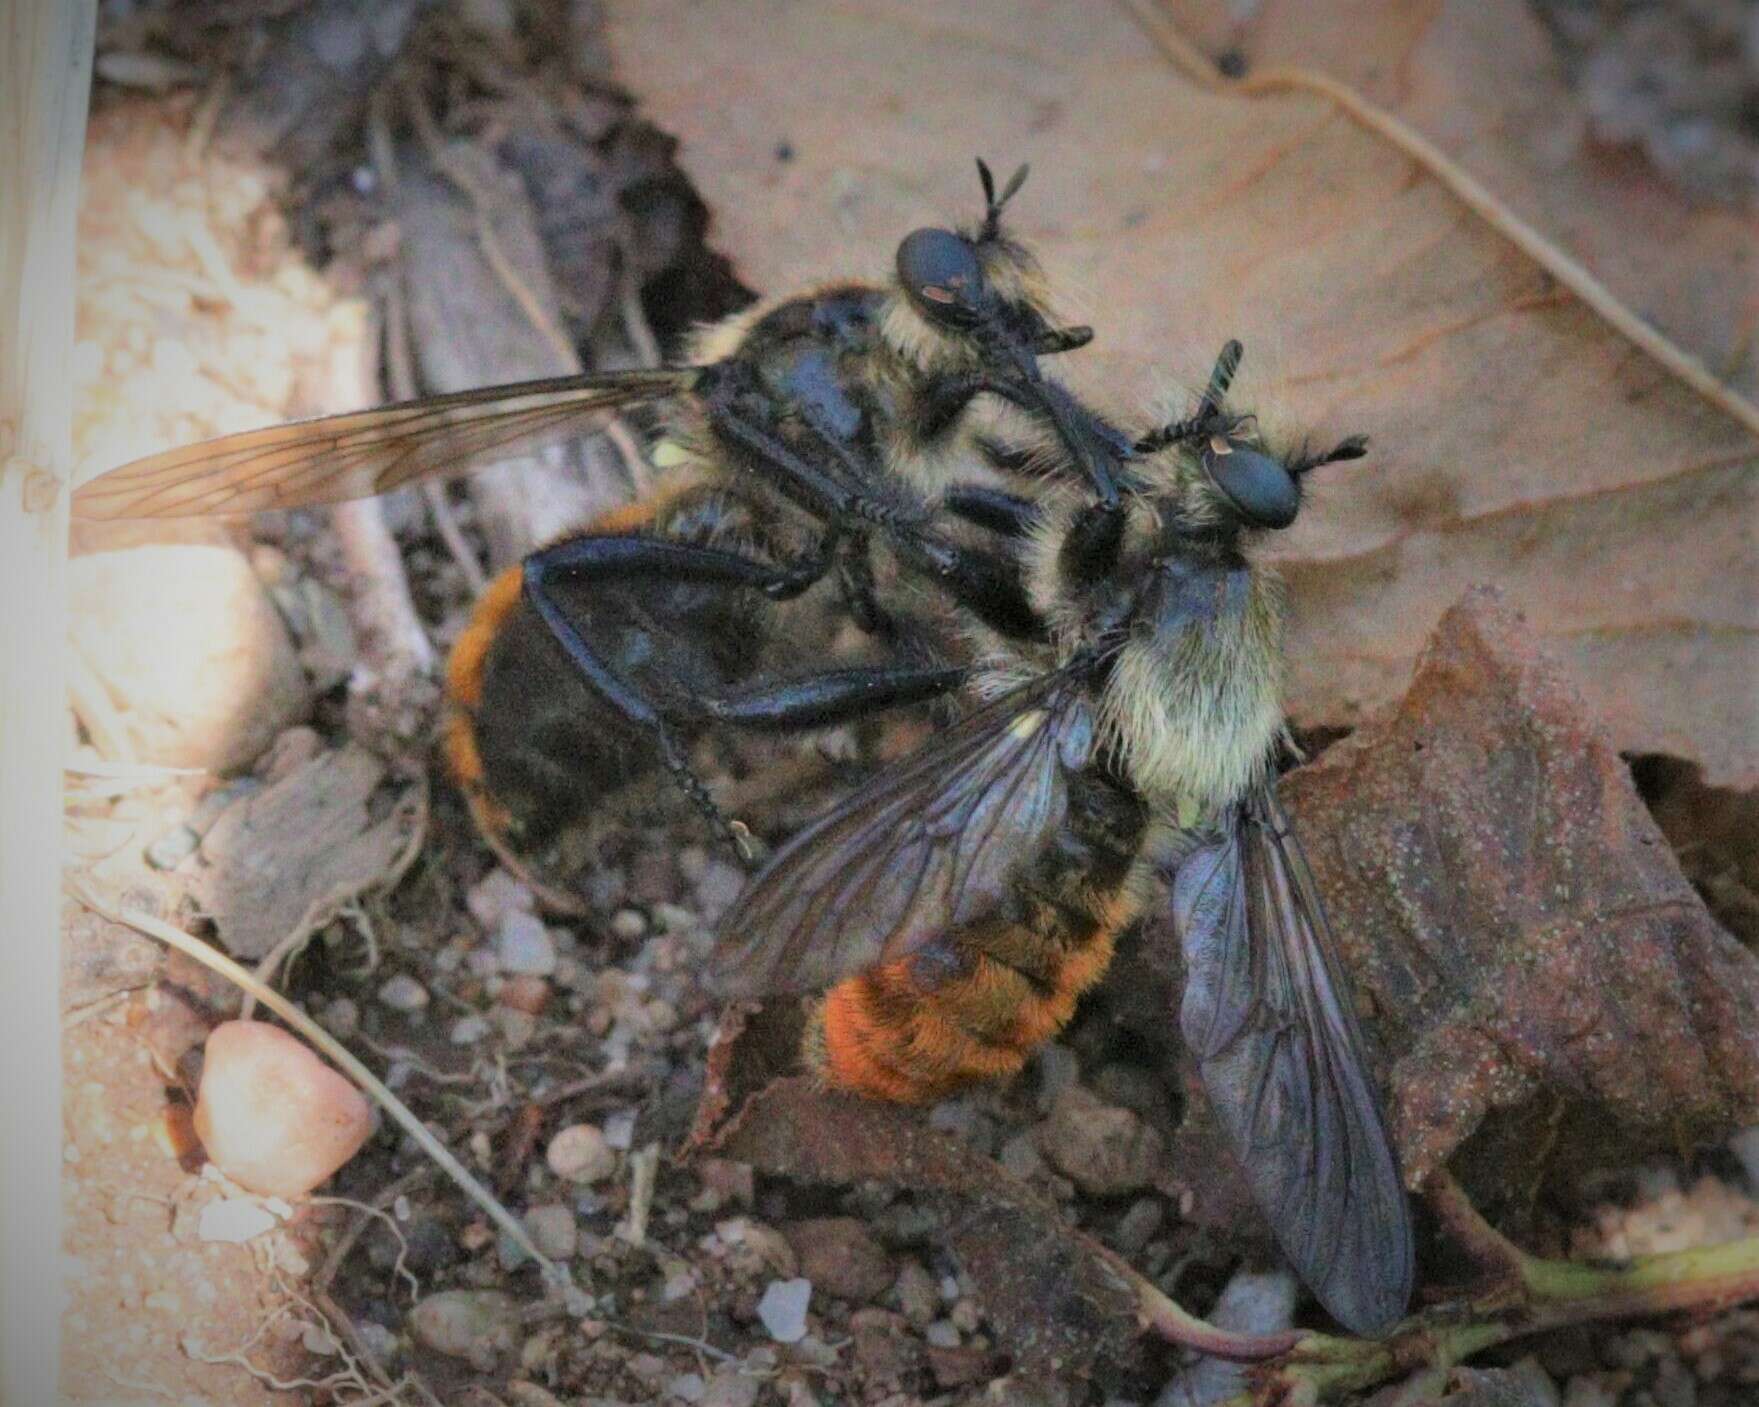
[895,227,984,328]
[1203,440,1302,529]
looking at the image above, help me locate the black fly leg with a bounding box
[522,534,844,855]
[696,367,926,534]
[691,664,969,730]
[916,370,1134,508]
[941,485,1042,538]
[892,527,1045,642]
[1060,499,1128,587]
[834,532,893,638]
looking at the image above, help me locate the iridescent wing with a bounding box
[72,368,694,520]
[714,671,1095,998]
[1170,785,1414,1337]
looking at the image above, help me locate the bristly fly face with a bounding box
[893,159,1092,370]
[1128,339,1369,539]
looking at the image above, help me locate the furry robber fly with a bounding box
[75,161,1126,892]
[712,341,1414,1337]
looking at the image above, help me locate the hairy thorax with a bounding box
[1104,554,1285,819]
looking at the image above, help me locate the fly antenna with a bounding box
[1289,434,1369,478]
[976,157,1030,241]
[1133,340,1246,455]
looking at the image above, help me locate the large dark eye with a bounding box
[895,227,984,327]
[1202,440,1301,529]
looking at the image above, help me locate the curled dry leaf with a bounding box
[604,0,1758,787]
[687,1004,1143,1379]
[1137,588,1759,1210]
[191,744,425,961]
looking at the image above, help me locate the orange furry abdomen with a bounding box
[807,915,1125,1104]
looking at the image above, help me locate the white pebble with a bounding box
[609,908,647,940]
[546,1123,616,1185]
[378,975,429,1012]
[757,1277,812,1344]
[449,1015,491,1045]
[197,1198,278,1244]
[466,868,534,928]
[496,910,556,976]
[602,1108,639,1150]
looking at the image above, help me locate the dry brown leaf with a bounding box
[603,0,1758,786]
[192,744,424,961]
[1134,589,1759,1208]
[1151,0,1759,400]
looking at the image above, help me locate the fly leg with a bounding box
[914,371,1134,508]
[694,368,1045,643]
[687,663,969,730]
[941,484,1042,538]
[521,533,844,856]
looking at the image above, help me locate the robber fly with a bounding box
[712,342,1413,1336]
[74,161,1124,893]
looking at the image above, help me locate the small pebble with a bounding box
[1034,1043,1081,1111]
[449,1015,491,1045]
[925,1318,962,1348]
[494,1007,538,1048]
[693,861,747,921]
[782,1217,894,1304]
[668,1372,707,1403]
[653,902,696,934]
[523,1204,579,1260]
[1035,1085,1165,1197]
[467,868,534,928]
[318,997,360,1039]
[496,911,556,976]
[998,1132,1046,1180]
[700,1365,761,1407]
[499,975,552,1015]
[609,908,647,941]
[408,1290,520,1371]
[194,1021,372,1198]
[602,1108,639,1150]
[377,975,429,1012]
[893,1260,938,1326]
[546,1124,617,1185]
[197,1198,278,1244]
[757,1278,812,1344]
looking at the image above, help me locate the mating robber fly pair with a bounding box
[78,161,1413,1336]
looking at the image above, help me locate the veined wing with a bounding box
[72,367,694,520]
[1170,785,1414,1337]
[714,670,1095,998]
